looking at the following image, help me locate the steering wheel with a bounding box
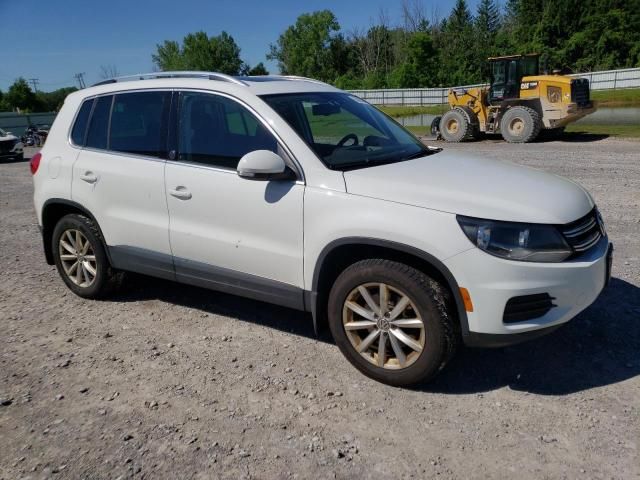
[337,133,358,147]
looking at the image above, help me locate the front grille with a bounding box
[571,78,590,107]
[504,293,556,323]
[0,139,16,154]
[560,208,603,254]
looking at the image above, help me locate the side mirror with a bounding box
[237,150,295,181]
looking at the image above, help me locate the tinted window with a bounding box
[110,92,169,157]
[86,95,112,150]
[178,92,277,169]
[71,99,94,146]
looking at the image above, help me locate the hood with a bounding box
[343,150,594,224]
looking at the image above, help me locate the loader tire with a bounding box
[440,108,475,142]
[500,106,542,143]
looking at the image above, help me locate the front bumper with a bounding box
[444,237,611,347]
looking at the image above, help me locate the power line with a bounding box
[28,78,40,92]
[73,72,86,89]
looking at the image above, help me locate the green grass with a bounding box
[376,105,447,117]
[591,88,640,106]
[565,123,640,138]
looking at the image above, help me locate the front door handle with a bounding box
[169,186,192,200]
[80,171,98,184]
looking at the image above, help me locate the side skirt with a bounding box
[109,245,306,311]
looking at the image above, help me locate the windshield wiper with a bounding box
[328,157,398,171]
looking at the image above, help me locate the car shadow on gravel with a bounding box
[113,274,321,341]
[541,132,610,143]
[422,277,640,395]
[114,275,638,395]
[0,156,29,164]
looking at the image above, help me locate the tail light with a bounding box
[30,152,42,175]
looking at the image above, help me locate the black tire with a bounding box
[328,259,458,387]
[15,153,24,162]
[499,106,542,143]
[440,108,475,142]
[52,214,123,299]
[430,116,442,137]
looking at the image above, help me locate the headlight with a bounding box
[457,216,572,262]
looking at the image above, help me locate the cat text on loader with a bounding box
[433,54,596,143]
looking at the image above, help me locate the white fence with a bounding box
[348,67,640,106]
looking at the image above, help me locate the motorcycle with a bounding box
[22,125,43,147]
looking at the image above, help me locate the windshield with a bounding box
[0,128,7,136]
[261,92,436,170]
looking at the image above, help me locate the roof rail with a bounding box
[279,75,329,86]
[92,71,248,87]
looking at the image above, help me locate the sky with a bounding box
[0,0,480,92]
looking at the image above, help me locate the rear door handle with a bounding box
[169,186,192,200]
[80,171,98,184]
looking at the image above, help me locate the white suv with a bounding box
[32,72,612,386]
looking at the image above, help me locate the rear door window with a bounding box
[86,95,112,150]
[110,92,170,157]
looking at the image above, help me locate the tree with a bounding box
[267,10,346,81]
[0,90,8,112]
[437,0,478,85]
[247,62,269,76]
[153,31,245,74]
[5,78,41,112]
[37,87,78,112]
[473,0,501,79]
[99,64,120,79]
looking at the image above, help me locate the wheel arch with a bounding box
[41,199,111,266]
[308,238,469,337]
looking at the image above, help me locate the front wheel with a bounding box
[328,259,458,386]
[500,106,541,143]
[52,214,122,298]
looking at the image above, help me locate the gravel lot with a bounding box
[1,138,639,480]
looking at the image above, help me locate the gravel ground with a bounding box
[1,138,639,480]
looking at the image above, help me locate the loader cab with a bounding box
[489,54,539,104]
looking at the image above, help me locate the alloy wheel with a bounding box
[58,229,97,288]
[342,282,425,370]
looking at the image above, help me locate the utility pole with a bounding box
[28,78,39,92]
[74,72,86,89]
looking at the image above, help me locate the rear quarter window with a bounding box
[86,95,112,150]
[70,99,94,146]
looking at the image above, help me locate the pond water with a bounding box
[396,107,640,127]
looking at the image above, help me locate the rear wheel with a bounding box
[52,214,123,299]
[328,259,457,386]
[500,106,541,143]
[440,108,476,142]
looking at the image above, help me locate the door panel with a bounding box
[70,91,173,278]
[72,150,171,258]
[165,163,304,288]
[165,91,304,293]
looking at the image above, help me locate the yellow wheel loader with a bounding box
[432,54,596,143]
